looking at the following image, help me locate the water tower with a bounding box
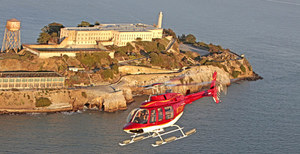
[1,18,21,53]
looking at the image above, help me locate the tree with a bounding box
[94,21,100,25]
[41,22,64,35]
[37,22,64,44]
[37,32,51,44]
[163,29,177,39]
[185,34,196,44]
[77,21,91,27]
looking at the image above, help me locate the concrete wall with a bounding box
[119,65,177,75]
[39,52,76,58]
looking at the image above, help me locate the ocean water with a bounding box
[0,0,299,153]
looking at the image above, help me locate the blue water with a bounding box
[0,0,299,153]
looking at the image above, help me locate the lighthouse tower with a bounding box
[157,12,163,28]
[1,18,21,53]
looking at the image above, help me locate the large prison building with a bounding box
[0,71,65,90]
[60,23,163,47]
[60,12,164,47]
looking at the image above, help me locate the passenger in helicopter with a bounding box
[150,110,156,123]
[140,110,148,124]
[133,109,149,124]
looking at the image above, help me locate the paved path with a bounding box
[179,44,210,56]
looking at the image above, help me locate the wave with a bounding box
[264,0,300,6]
[61,110,83,115]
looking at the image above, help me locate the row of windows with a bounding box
[77,41,95,44]
[0,78,64,83]
[77,37,110,41]
[0,83,64,88]
[131,106,174,124]
[77,33,110,36]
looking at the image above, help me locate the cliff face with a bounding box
[116,65,230,95]
[0,89,87,113]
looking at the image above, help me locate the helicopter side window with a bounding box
[150,109,157,123]
[132,109,149,124]
[158,108,163,121]
[164,106,174,120]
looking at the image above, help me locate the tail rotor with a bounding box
[211,72,228,104]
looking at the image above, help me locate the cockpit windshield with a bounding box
[126,108,139,123]
[131,109,149,124]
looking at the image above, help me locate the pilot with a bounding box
[134,112,141,123]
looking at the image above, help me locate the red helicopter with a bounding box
[119,71,224,147]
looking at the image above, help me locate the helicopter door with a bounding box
[150,109,156,123]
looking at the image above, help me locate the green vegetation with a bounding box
[135,41,159,52]
[75,52,113,69]
[179,33,228,53]
[114,43,135,59]
[149,52,180,69]
[232,70,241,78]
[157,43,165,51]
[81,92,87,98]
[222,64,228,72]
[248,65,252,71]
[101,69,114,79]
[163,29,177,39]
[77,21,92,27]
[35,97,52,107]
[179,34,196,44]
[111,64,119,73]
[94,21,100,26]
[37,22,64,44]
[77,21,101,27]
[203,60,223,68]
[37,33,51,44]
[240,64,246,73]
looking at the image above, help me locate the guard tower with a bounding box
[1,18,21,53]
[157,12,163,28]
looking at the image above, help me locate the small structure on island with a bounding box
[1,18,21,53]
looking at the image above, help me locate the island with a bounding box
[0,12,262,114]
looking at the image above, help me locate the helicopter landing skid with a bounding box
[119,131,154,146]
[151,125,196,147]
[119,125,196,147]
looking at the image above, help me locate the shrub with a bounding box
[111,64,119,73]
[76,52,111,69]
[232,71,241,78]
[240,65,246,72]
[185,34,196,44]
[101,69,114,79]
[62,54,69,61]
[222,65,228,72]
[199,58,207,65]
[35,97,52,107]
[248,65,252,71]
[157,43,165,51]
[81,92,87,98]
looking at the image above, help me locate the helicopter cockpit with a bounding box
[127,108,149,124]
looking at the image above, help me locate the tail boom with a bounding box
[184,71,220,104]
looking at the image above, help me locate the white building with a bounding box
[60,12,164,47]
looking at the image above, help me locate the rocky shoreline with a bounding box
[0,64,262,115]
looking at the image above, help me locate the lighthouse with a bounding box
[157,12,163,28]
